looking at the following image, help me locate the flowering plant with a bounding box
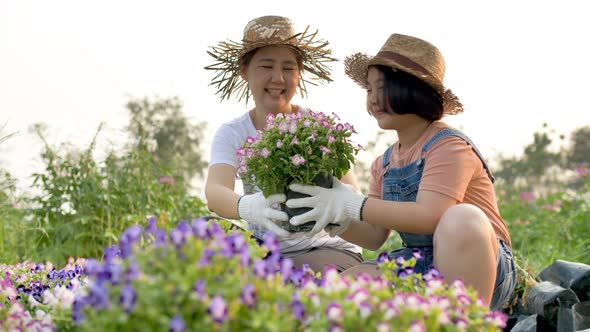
[70,218,506,331]
[0,258,88,331]
[2,217,507,331]
[237,110,361,197]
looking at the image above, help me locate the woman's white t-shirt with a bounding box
[209,108,362,256]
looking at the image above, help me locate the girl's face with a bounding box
[367,66,399,130]
[242,45,300,114]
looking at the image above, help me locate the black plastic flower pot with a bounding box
[281,173,334,233]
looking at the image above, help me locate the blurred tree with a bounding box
[125,97,207,189]
[567,125,590,167]
[493,123,566,187]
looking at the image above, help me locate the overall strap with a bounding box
[421,128,495,182]
[382,145,394,168]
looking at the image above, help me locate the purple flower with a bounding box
[397,266,415,278]
[198,248,215,266]
[169,316,185,332]
[226,232,248,254]
[290,299,305,321]
[125,259,140,282]
[240,250,251,267]
[253,259,267,278]
[412,249,424,260]
[280,258,294,282]
[194,279,207,300]
[240,284,256,307]
[120,225,142,245]
[263,232,279,254]
[88,282,111,309]
[290,269,304,286]
[146,216,157,232]
[103,245,120,262]
[120,283,136,313]
[191,218,209,238]
[377,252,390,263]
[47,269,59,280]
[208,295,228,324]
[423,268,442,281]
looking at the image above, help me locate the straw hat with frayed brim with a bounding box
[205,15,336,102]
[344,33,463,115]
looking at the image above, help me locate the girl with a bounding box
[285,33,516,310]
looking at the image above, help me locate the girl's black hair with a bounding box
[372,65,444,121]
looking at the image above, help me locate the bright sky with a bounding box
[1,1,589,195]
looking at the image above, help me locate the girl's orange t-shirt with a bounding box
[368,121,511,247]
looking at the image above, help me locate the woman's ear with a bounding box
[240,66,248,81]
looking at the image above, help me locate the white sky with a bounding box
[1,0,589,196]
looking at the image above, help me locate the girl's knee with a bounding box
[434,204,494,245]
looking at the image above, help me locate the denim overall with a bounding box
[379,128,514,310]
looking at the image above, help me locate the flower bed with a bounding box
[1,217,507,331]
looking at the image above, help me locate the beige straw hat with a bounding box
[205,15,336,102]
[344,33,463,114]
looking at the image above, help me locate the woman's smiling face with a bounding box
[242,45,301,113]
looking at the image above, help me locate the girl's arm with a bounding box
[363,190,457,234]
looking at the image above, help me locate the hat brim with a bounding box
[206,27,336,102]
[344,52,463,115]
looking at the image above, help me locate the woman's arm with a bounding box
[204,164,241,219]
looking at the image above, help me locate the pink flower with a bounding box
[292,154,305,166]
[576,164,590,176]
[320,146,331,154]
[519,191,535,203]
[326,302,343,322]
[159,177,174,186]
[260,148,271,158]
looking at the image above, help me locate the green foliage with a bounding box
[26,122,208,266]
[125,96,207,187]
[497,177,590,273]
[0,169,29,263]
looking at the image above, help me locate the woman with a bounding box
[285,33,516,310]
[204,15,363,273]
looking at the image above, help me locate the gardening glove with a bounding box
[286,177,367,237]
[238,192,290,238]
